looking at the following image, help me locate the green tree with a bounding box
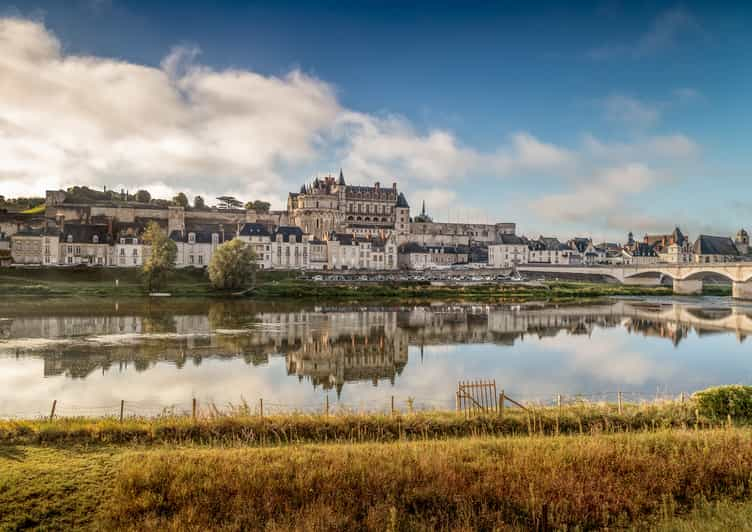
[244,200,271,213]
[207,239,257,290]
[172,192,189,207]
[135,189,151,203]
[141,222,177,292]
[194,195,206,209]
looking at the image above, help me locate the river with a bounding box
[1,296,750,418]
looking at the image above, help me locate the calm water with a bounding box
[1,297,751,417]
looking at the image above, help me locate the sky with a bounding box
[0,0,750,241]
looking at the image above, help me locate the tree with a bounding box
[172,192,189,207]
[194,195,205,209]
[135,189,151,203]
[207,239,257,290]
[244,200,271,213]
[141,222,177,292]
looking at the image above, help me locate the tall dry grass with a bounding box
[0,400,719,447]
[105,429,752,531]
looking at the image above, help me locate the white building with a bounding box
[327,233,398,270]
[113,236,146,267]
[170,227,226,268]
[271,226,310,269]
[237,223,273,269]
[397,243,468,270]
[488,235,528,268]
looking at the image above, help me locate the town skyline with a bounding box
[2,1,751,241]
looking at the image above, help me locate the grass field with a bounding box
[3,390,752,530]
[3,429,752,530]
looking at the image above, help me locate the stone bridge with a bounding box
[518,263,752,300]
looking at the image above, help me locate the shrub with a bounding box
[693,385,752,419]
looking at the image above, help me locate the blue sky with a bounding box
[0,0,750,241]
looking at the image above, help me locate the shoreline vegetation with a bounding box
[3,388,752,530]
[0,267,731,301]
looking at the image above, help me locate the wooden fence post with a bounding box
[680,392,685,404]
[325,395,329,417]
[455,390,460,413]
[618,392,623,415]
[391,395,395,417]
[192,397,197,420]
[259,398,264,418]
[120,400,124,423]
[499,390,505,419]
[49,400,57,422]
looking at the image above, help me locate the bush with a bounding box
[693,385,752,419]
[207,239,256,290]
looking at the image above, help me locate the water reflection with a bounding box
[0,298,750,416]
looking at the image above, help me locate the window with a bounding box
[198,255,203,265]
[92,235,99,244]
[188,233,196,244]
[189,255,195,264]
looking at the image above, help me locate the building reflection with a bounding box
[0,299,749,385]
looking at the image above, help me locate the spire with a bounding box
[337,168,345,186]
[421,200,426,217]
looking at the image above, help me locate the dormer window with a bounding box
[66,234,73,243]
[92,235,99,244]
[211,233,219,245]
[120,238,126,245]
[188,232,196,244]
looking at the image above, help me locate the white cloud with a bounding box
[0,17,341,204]
[602,94,661,129]
[0,17,578,206]
[583,133,700,160]
[530,163,665,224]
[338,114,574,184]
[588,6,703,60]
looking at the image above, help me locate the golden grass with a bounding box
[3,429,752,530]
[103,430,752,530]
[0,401,717,447]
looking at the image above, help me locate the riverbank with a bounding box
[1,266,726,301]
[3,428,752,530]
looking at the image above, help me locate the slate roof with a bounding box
[693,235,740,256]
[238,223,271,237]
[497,234,526,245]
[272,226,304,242]
[61,224,111,244]
[396,192,410,208]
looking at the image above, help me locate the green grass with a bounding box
[19,204,46,215]
[4,430,752,530]
[0,266,727,301]
[249,279,676,303]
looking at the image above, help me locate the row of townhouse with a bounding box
[488,229,749,269]
[7,219,400,271]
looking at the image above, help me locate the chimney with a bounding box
[55,212,65,233]
[375,182,380,189]
[392,182,397,190]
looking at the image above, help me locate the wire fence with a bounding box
[0,390,694,421]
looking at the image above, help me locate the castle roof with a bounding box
[693,235,739,256]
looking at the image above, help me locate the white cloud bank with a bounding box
[0,17,572,206]
[0,16,702,238]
